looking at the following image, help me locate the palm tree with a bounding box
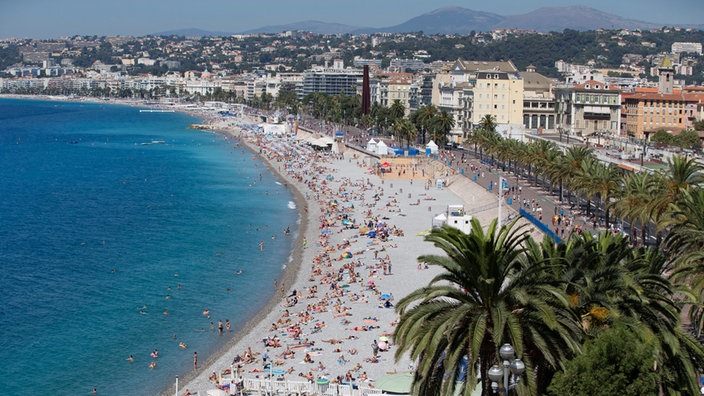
[589,162,621,229]
[394,219,581,396]
[411,104,435,145]
[392,118,417,149]
[609,171,657,245]
[526,140,559,188]
[553,146,593,203]
[662,187,704,286]
[432,110,455,145]
[389,99,406,122]
[479,114,497,132]
[536,231,704,395]
[651,156,704,223]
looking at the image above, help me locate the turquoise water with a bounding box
[0,99,298,395]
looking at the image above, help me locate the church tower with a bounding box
[658,55,674,94]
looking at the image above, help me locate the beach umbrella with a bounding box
[380,294,392,300]
[379,336,389,342]
[375,372,413,394]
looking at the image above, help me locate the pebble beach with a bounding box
[170,110,539,396]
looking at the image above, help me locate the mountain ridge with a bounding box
[153,5,703,37]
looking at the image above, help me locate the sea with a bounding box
[0,98,298,395]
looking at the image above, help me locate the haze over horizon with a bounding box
[1,0,703,39]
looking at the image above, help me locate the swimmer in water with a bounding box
[202,308,210,318]
[127,355,134,363]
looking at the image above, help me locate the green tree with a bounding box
[394,219,581,396]
[478,114,497,132]
[548,324,659,396]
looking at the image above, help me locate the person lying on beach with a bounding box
[321,338,343,344]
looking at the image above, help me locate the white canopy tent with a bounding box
[366,138,377,152]
[426,140,439,154]
[376,140,388,156]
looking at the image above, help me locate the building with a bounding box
[298,65,362,99]
[555,80,622,139]
[622,89,702,139]
[471,70,524,127]
[622,57,704,139]
[431,60,521,143]
[369,72,413,114]
[671,42,703,55]
[521,65,556,132]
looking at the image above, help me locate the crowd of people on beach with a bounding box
[184,117,421,394]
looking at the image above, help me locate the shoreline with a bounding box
[164,118,318,393]
[2,95,537,394]
[174,114,534,395]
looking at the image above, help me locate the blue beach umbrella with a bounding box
[380,294,392,300]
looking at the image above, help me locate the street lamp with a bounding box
[488,344,525,396]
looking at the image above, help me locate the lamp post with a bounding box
[488,344,525,396]
[640,132,650,168]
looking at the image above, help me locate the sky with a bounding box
[1,0,702,39]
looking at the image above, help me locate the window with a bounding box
[494,104,498,109]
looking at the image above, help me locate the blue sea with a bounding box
[0,98,298,395]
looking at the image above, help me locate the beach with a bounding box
[173,111,539,395]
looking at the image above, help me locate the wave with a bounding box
[287,201,296,210]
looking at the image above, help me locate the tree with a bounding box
[393,219,581,396]
[479,114,497,132]
[431,110,455,145]
[389,99,406,122]
[412,104,438,145]
[548,324,659,396]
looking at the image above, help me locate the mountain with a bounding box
[499,6,663,32]
[152,28,233,37]
[152,5,694,37]
[355,6,504,35]
[242,20,366,35]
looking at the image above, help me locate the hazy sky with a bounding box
[1,0,702,39]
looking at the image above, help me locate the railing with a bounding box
[519,207,562,243]
[183,377,383,396]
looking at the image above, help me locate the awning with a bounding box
[618,163,638,172]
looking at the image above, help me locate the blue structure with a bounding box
[519,208,562,243]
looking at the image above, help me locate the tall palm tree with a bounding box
[479,114,497,132]
[535,231,704,395]
[389,99,406,122]
[412,104,438,145]
[589,161,621,229]
[651,155,704,224]
[393,118,417,149]
[661,187,704,286]
[526,140,559,188]
[394,219,581,396]
[432,109,455,145]
[609,171,657,245]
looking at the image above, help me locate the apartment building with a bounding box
[555,80,622,138]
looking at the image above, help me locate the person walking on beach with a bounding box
[372,340,379,357]
[193,352,198,370]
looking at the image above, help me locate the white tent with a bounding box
[426,140,439,154]
[366,138,377,152]
[261,123,286,136]
[432,213,447,229]
[376,140,388,156]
